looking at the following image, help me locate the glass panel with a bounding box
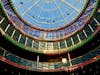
[78,31,86,40]
[60,41,66,49]
[0,48,4,56]
[13,30,20,41]
[0,7,4,20]
[6,25,14,36]
[33,41,39,49]
[47,42,53,50]
[0,19,8,30]
[26,38,33,47]
[53,42,59,50]
[0,14,3,21]
[90,20,98,30]
[5,52,21,63]
[39,42,46,50]
[20,59,27,66]
[66,38,72,47]
[84,25,92,36]
[72,35,79,44]
[54,63,61,69]
[19,35,26,45]
[95,12,100,23]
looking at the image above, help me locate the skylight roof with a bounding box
[12,0,87,30]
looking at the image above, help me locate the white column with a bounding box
[11,29,16,38]
[83,30,88,38]
[25,37,28,46]
[5,24,10,32]
[18,34,22,42]
[77,34,81,42]
[0,17,5,24]
[88,24,94,32]
[37,56,39,68]
[3,50,6,57]
[18,72,20,75]
[68,53,72,66]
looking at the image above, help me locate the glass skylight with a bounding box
[12,0,87,30]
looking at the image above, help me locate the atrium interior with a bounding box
[0,0,100,75]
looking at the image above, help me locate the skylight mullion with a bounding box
[37,0,46,18]
[17,0,26,11]
[16,0,34,9]
[53,0,66,25]
[37,0,48,28]
[22,0,41,17]
[26,14,40,27]
[61,0,80,13]
[75,0,85,4]
[68,10,76,20]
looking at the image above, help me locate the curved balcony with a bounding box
[0,45,100,72]
[0,1,100,54]
[0,0,100,74]
[1,0,100,41]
